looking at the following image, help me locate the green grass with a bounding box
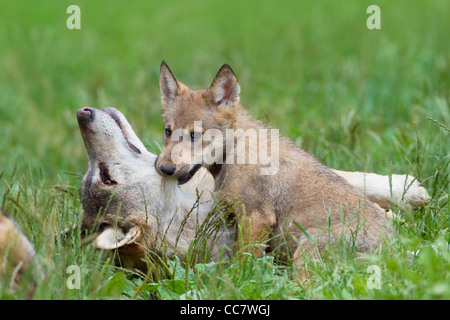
[0,0,449,300]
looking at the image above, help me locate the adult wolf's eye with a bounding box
[190,131,201,141]
[165,128,172,137]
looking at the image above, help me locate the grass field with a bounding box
[0,0,449,300]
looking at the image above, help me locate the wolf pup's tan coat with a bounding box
[155,62,397,268]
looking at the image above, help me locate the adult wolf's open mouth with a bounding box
[99,162,117,186]
[177,164,202,185]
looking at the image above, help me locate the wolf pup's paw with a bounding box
[391,175,431,208]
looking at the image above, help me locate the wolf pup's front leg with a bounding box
[235,207,277,256]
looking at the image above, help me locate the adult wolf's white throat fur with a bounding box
[77,107,430,271]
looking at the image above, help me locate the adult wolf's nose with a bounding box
[77,107,94,122]
[159,164,176,176]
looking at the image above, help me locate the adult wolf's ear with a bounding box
[159,61,180,105]
[93,226,142,250]
[210,64,240,107]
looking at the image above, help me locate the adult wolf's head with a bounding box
[155,61,241,184]
[77,107,218,267]
[77,107,161,265]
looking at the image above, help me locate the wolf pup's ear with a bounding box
[160,61,180,105]
[210,64,240,107]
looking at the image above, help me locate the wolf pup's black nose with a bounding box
[159,164,176,176]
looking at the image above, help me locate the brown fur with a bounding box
[155,62,391,270]
[0,210,38,295]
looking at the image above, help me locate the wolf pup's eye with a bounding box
[165,128,172,137]
[190,131,201,141]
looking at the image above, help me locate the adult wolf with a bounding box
[154,62,429,269]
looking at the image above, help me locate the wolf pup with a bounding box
[155,62,429,268]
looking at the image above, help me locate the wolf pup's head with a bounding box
[77,107,162,266]
[155,61,241,184]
